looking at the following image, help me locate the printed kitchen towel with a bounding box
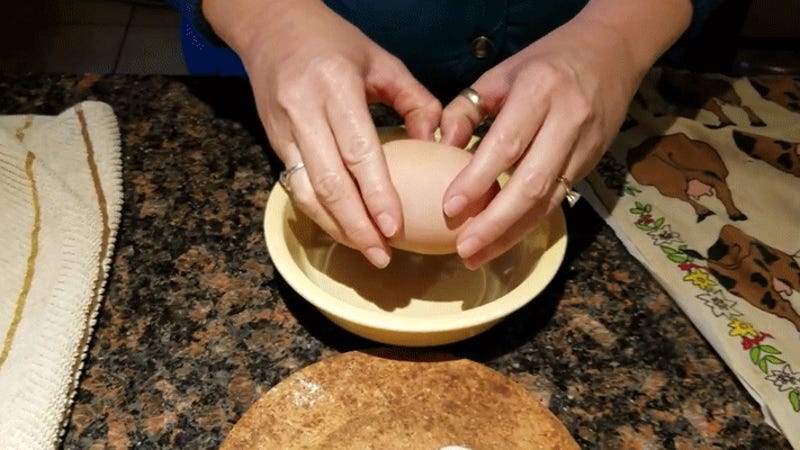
[580,67,800,447]
[0,102,122,449]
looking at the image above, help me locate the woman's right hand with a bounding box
[203,0,442,268]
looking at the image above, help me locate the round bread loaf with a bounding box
[221,349,579,449]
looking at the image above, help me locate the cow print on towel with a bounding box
[657,68,766,128]
[749,76,800,113]
[627,133,747,222]
[703,225,800,332]
[732,129,800,177]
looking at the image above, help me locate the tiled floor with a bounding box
[0,0,187,75]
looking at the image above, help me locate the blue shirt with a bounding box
[324,0,585,98]
[168,0,722,99]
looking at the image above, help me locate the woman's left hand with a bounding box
[439,0,691,269]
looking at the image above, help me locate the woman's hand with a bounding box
[439,0,691,269]
[204,0,442,268]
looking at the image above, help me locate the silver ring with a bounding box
[459,87,486,116]
[557,175,581,207]
[278,162,305,193]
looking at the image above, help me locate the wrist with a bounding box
[202,0,262,55]
[203,0,338,68]
[201,0,300,59]
[576,0,692,80]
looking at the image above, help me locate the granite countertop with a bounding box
[0,74,790,449]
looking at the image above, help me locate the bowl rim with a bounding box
[264,183,568,334]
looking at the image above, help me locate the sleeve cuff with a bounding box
[686,0,726,39]
[170,0,229,48]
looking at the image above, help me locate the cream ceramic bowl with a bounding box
[264,130,567,347]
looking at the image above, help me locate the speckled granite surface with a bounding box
[0,74,791,449]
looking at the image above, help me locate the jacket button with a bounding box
[470,36,494,59]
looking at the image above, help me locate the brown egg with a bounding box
[382,139,499,255]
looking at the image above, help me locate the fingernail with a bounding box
[365,247,391,269]
[443,195,467,217]
[463,257,482,271]
[457,236,481,259]
[377,213,397,237]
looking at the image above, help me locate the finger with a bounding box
[460,210,540,270]
[455,101,581,261]
[462,166,581,269]
[442,83,546,219]
[439,90,497,148]
[439,94,485,148]
[440,74,508,147]
[326,79,403,240]
[367,55,441,141]
[284,159,350,245]
[289,115,392,269]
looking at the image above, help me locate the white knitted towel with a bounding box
[0,102,122,449]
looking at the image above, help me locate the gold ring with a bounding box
[459,87,486,116]
[278,162,305,193]
[557,175,580,207]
